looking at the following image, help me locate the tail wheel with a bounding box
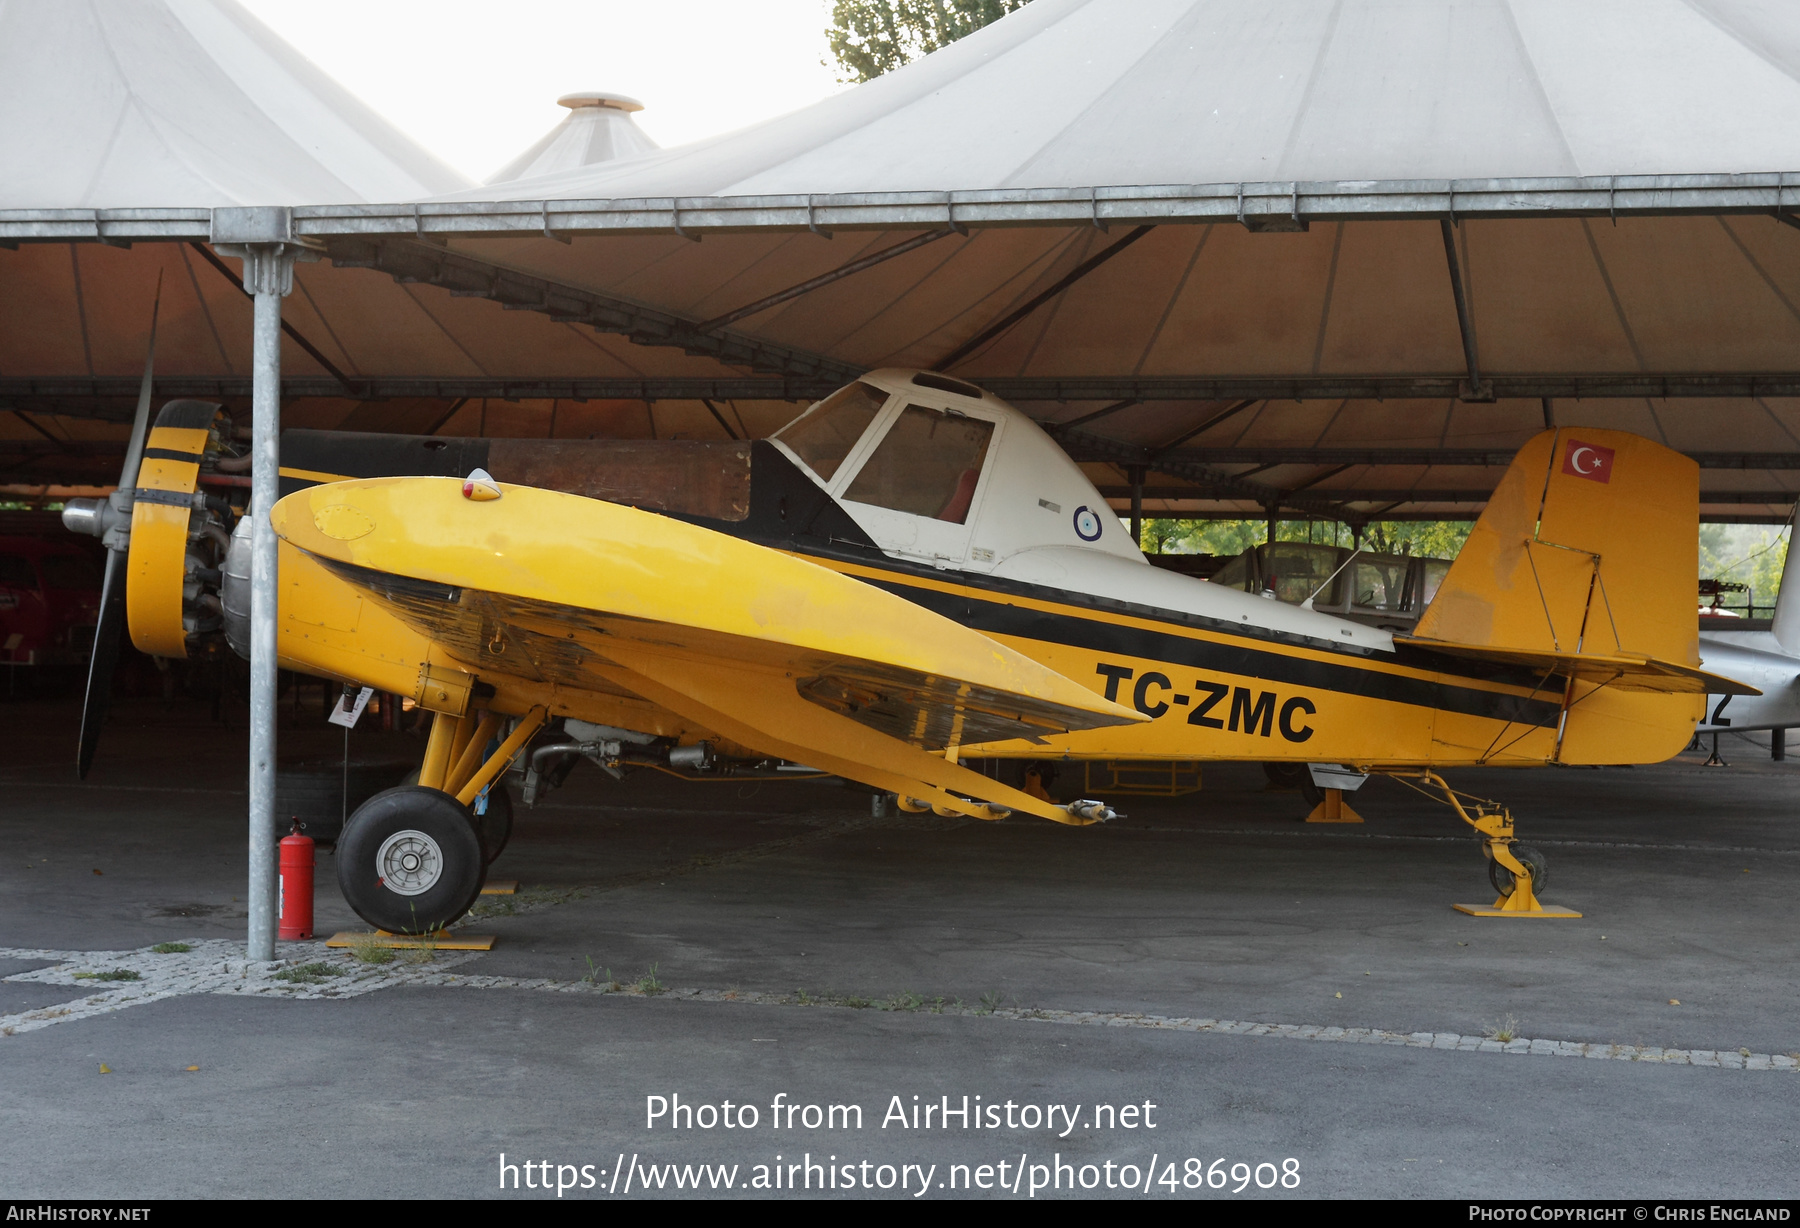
[1489,843,1548,898]
[1262,762,1306,790]
[337,786,485,933]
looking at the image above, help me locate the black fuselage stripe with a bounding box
[858,576,1561,728]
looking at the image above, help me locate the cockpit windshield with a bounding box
[773,381,888,482]
[843,404,994,524]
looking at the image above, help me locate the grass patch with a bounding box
[73,969,140,982]
[785,989,972,1015]
[633,963,665,995]
[150,942,192,954]
[346,935,396,966]
[400,940,438,966]
[273,962,343,984]
[1484,1013,1522,1044]
[581,957,620,990]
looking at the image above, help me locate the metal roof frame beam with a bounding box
[1122,447,1800,470]
[998,374,1800,400]
[8,175,1800,244]
[1058,426,1340,516]
[1098,485,1800,504]
[323,238,862,384]
[693,227,957,334]
[17,373,1800,408]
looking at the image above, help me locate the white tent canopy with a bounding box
[6,0,1800,521]
[458,0,1800,201]
[486,92,660,185]
[0,0,469,207]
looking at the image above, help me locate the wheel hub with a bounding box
[375,829,442,896]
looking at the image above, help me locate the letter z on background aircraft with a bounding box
[67,369,1754,932]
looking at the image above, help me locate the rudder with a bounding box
[1409,429,1705,763]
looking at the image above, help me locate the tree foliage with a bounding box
[1699,523,1791,614]
[825,0,1034,83]
[1141,519,1476,562]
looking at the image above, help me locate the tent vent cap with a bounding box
[557,91,645,113]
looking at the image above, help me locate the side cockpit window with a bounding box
[773,381,888,482]
[843,405,994,524]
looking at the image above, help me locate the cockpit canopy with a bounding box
[771,370,1143,572]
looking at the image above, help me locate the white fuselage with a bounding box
[1698,631,1800,732]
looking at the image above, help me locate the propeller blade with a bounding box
[77,548,129,779]
[116,271,163,490]
[78,273,161,777]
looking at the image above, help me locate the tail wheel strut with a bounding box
[1397,771,1582,919]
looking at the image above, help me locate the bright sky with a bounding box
[239,0,849,182]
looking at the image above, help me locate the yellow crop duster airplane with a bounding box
[67,369,1754,934]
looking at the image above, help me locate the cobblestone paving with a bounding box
[6,940,1795,1072]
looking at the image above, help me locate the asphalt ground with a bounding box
[2,690,1797,1200]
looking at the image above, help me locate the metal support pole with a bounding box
[1773,727,1786,761]
[247,266,283,960]
[1128,465,1144,547]
[1439,217,1486,399]
[222,237,298,962]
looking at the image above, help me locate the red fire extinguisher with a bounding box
[279,820,315,941]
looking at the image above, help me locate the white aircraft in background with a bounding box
[1696,531,1800,752]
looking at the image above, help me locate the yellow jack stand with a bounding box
[1306,787,1364,823]
[480,880,519,895]
[1396,770,1584,914]
[1426,773,1580,918]
[325,931,498,951]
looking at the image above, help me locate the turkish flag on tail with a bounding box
[1562,439,1615,483]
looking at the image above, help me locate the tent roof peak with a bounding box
[558,92,645,113]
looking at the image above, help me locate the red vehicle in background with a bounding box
[0,535,103,689]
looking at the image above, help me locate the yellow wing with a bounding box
[271,477,1144,823]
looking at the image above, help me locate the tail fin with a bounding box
[1401,428,1745,763]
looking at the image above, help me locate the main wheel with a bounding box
[1263,762,1307,790]
[397,770,511,864]
[473,781,513,865]
[337,786,486,934]
[1489,843,1548,897]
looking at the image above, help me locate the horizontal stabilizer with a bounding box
[1394,637,1761,696]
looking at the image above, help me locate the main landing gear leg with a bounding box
[1407,771,1582,918]
[335,705,546,936]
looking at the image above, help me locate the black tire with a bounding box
[1297,773,1324,808]
[1262,762,1307,790]
[336,786,486,933]
[473,781,513,865]
[1489,843,1548,897]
